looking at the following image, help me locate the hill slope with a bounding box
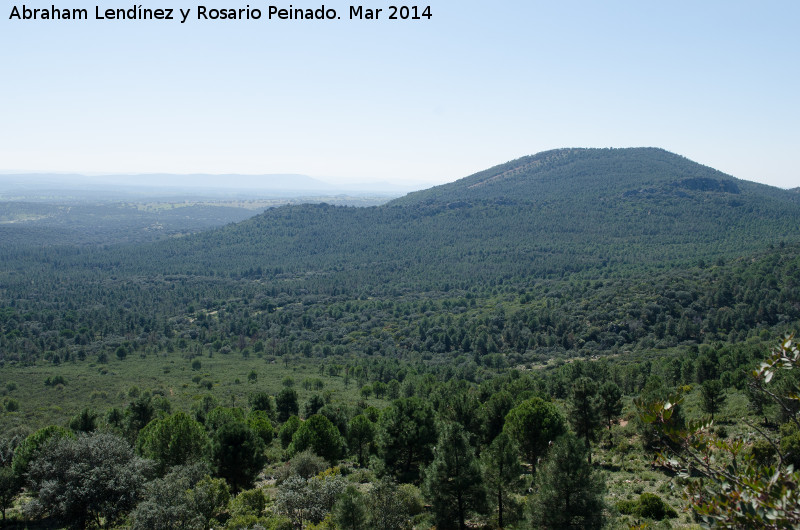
[390,147,790,205]
[51,148,795,293]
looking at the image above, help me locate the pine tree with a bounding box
[378,397,437,483]
[348,414,375,467]
[333,485,368,530]
[701,379,726,420]
[424,422,486,530]
[502,397,565,470]
[598,381,623,431]
[136,411,209,475]
[528,433,605,529]
[210,421,266,493]
[481,432,524,528]
[568,377,602,463]
[276,388,299,423]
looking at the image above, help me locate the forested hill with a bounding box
[389,147,791,205]
[49,147,797,292]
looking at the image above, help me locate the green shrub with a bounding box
[780,422,800,468]
[637,492,677,520]
[228,487,267,518]
[287,449,327,480]
[749,438,777,466]
[44,375,66,387]
[617,499,638,516]
[617,492,677,520]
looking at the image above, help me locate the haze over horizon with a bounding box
[0,170,433,196]
[2,146,797,195]
[2,2,798,189]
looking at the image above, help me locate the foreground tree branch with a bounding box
[636,336,800,528]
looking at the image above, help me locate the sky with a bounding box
[1,1,798,190]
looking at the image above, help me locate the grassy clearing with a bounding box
[0,353,383,433]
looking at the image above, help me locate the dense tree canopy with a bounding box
[288,414,344,463]
[210,421,266,493]
[503,397,566,467]
[26,432,151,528]
[137,411,209,474]
[378,397,437,483]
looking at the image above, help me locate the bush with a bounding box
[617,492,677,520]
[366,477,414,530]
[749,438,777,466]
[397,483,424,517]
[186,477,231,524]
[229,487,267,519]
[130,463,211,529]
[275,473,346,527]
[616,499,638,516]
[638,492,678,520]
[44,375,66,387]
[286,449,327,480]
[780,422,800,468]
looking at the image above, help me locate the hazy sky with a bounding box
[2,1,798,189]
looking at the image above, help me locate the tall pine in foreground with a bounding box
[379,397,437,483]
[481,431,524,528]
[528,433,605,529]
[424,422,486,530]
